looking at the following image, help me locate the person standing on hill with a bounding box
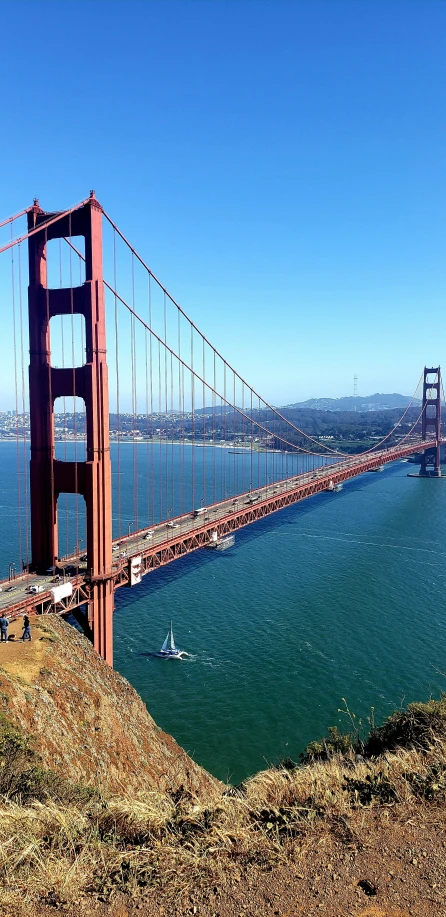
[21,614,31,642]
[0,614,9,642]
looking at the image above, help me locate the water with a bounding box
[1,442,446,783]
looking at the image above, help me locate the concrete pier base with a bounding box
[407,472,445,478]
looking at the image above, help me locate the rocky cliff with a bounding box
[0,614,219,799]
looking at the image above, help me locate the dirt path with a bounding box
[3,803,443,917]
[0,616,49,683]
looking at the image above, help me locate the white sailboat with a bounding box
[155,621,188,659]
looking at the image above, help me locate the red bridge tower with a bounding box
[27,194,114,663]
[420,366,442,477]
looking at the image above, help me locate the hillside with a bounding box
[0,616,445,917]
[283,393,421,412]
[0,616,219,799]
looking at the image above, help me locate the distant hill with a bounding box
[282,393,422,412]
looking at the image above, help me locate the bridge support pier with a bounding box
[27,194,114,664]
[419,367,442,477]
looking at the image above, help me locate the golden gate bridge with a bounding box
[0,194,442,665]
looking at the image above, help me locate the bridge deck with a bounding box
[0,438,438,621]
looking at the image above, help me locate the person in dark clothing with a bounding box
[21,614,31,641]
[0,614,9,642]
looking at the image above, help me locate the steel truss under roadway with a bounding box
[2,436,439,623]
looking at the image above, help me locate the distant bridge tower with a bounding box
[27,193,114,663]
[420,366,441,477]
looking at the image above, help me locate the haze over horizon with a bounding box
[0,0,444,406]
[0,388,422,416]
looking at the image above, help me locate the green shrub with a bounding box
[300,726,359,763]
[363,696,446,757]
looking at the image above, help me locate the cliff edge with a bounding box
[0,614,219,799]
[0,615,446,917]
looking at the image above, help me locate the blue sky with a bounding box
[0,0,445,404]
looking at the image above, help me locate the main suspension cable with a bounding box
[0,197,92,256]
[102,275,428,460]
[0,205,33,230]
[63,228,424,460]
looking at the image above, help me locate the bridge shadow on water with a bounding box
[114,462,404,614]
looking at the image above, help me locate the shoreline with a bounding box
[0,437,285,453]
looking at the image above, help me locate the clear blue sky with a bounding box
[1,0,445,404]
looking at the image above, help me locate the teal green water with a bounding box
[1,442,445,784]
[113,460,446,784]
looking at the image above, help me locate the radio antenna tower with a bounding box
[353,374,358,411]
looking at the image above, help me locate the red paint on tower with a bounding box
[27,194,114,663]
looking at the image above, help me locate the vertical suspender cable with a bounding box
[178,309,184,518]
[258,396,261,490]
[148,276,154,526]
[11,227,22,570]
[170,350,174,518]
[202,337,206,506]
[223,363,227,500]
[249,387,253,490]
[158,337,162,522]
[256,394,260,491]
[18,244,30,578]
[213,350,216,506]
[181,358,185,516]
[191,325,195,510]
[69,214,79,563]
[131,252,138,531]
[45,226,56,567]
[60,240,69,558]
[163,293,169,520]
[233,371,237,495]
[144,321,149,528]
[113,229,122,538]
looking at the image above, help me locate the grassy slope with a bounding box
[1,692,446,913]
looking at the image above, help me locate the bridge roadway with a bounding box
[0,437,437,622]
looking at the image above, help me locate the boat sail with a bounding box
[155,621,188,659]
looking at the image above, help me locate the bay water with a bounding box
[1,441,445,783]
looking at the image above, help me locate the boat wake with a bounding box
[153,621,189,659]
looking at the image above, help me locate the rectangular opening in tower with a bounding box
[50,314,86,368]
[54,396,87,461]
[56,492,86,567]
[45,236,86,289]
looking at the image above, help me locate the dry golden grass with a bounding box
[1,699,446,909]
[0,739,444,907]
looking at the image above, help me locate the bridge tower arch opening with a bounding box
[420,366,442,477]
[27,193,114,664]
